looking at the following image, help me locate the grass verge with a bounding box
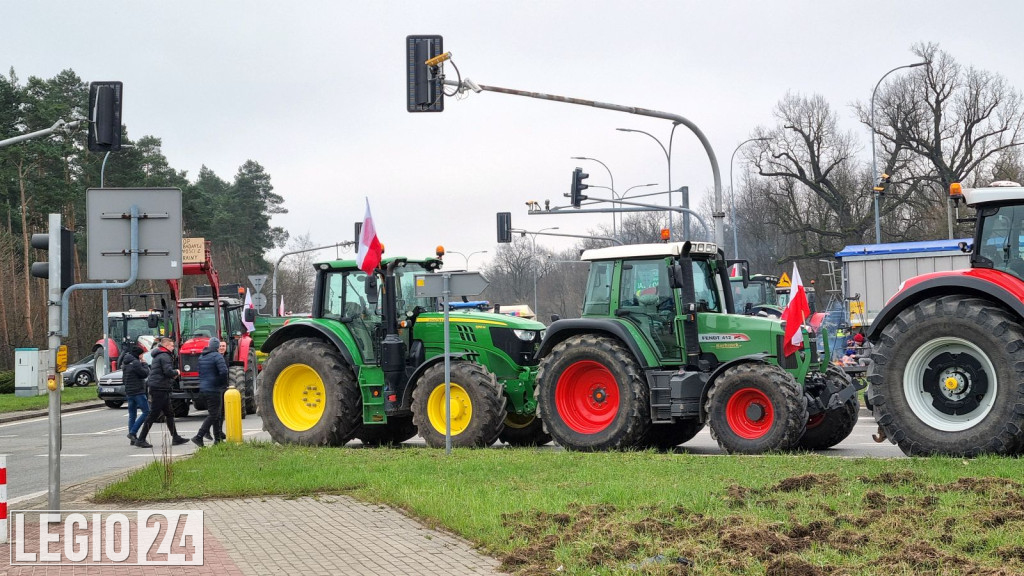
[0,386,99,413]
[97,442,1024,575]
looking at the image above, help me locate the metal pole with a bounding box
[680,186,690,240]
[0,119,81,149]
[442,273,451,455]
[272,241,354,316]
[47,214,61,511]
[617,128,672,236]
[870,61,930,243]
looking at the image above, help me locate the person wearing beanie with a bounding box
[193,336,229,447]
[135,337,189,448]
[123,345,151,445]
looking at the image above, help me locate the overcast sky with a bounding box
[6,1,1024,269]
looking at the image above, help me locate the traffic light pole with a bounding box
[442,79,726,247]
[45,214,62,511]
[528,198,712,240]
[0,119,82,150]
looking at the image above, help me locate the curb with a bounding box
[0,400,107,425]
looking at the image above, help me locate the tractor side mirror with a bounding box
[243,308,256,323]
[365,275,379,306]
[147,314,161,329]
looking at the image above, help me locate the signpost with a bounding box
[414,272,489,454]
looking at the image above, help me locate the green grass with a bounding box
[0,386,100,413]
[97,443,1024,575]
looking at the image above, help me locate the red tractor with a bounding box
[867,181,1024,456]
[92,293,168,378]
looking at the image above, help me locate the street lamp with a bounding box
[729,137,770,259]
[870,60,930,243]
[617,124,682,237]
[529,227,558,317]
[447,250,488,270]
[572,156,616,236]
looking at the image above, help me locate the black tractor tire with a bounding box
[171,399,190,418]
[228,367,247,420]
[706,362,807,454]
[258,337,362,446]
[104,400,124,409]
[193,397,208,411]
[355,416,418,447]
[798,367,859,450]
[412,362,506,448]
[498,412,552,447]
[243,350,258,415]
[537,334,650,451]
[870,296,1024,456]
[639,420,705,451]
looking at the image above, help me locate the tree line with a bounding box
[0,68,291,367]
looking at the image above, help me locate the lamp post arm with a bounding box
[272,241,355,316]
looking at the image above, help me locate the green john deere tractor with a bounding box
[535,241,860,454]
[257,255,548,448]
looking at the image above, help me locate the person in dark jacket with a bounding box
[193,337,229,447]
[135,337,189,448]
[123,345,151,445]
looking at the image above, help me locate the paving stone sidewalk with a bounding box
[2,472,506,575]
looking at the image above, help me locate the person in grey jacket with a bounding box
[135,337,189,448]
[123,345,151,445]
[193,336,229,446]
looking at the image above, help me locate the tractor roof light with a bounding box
[436,245,445,257]
[660,228,671,242]
[949,182,963,197]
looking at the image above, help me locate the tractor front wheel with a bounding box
[412,362,506,448]
[228,367,247,420]
[537,335,650,451]
[798,367,859,450]
[706,363,807,454]
[498,412,552,447]
[258,337,361,446]
[871,296,1024,456]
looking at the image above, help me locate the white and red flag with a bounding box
[780,263,811,357]
[278,295,285,317]
[242,289,256,332]
[356,198,383,275]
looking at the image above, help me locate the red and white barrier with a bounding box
[1,455,7,544]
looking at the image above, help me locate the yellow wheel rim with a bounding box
[273,364,326,432]
[504,412,536,429]
[427,383,473,435]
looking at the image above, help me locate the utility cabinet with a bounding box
[14,348,50,397]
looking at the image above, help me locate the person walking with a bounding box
[123,345,151,445]
[135,337,189,449]
[193,337,229,447]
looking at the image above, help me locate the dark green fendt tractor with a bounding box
[535,241,860,454]
[257,255,548,448]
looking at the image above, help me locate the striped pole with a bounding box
[0,455,7,544]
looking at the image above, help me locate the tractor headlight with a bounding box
[513,329,538,341]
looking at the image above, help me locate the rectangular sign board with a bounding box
[183,238,205,264]
[413,272,489,298]
[87,188,183,281]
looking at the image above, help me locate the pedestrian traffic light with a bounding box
[497,212,512,243]
[873,173,891,195]
[88,81,123,152]
[406,35,445,113]
[569,167,589,208]
[30,227,75,293]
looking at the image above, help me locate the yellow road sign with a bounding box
[56,345,68,373]
[777,272,791,288]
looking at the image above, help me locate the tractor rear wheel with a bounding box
[412,362,506,448]
[243,350,258,415]
[355,416,418,447]
[798,367,858,450]
[871,296,1024,456]
[706,363,807,454]
[537,335,650,451]
[639,420,704,451]
[498,412,552,447]
[171,399,190,418]
[258,337,361,446]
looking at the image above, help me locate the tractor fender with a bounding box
[698,354,772,419]
[398,353,471,411]
[231,336,255,369]
[866,275,1024,341]
[262,323,357,372]
[536,319,652,368]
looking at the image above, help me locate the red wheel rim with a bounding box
[555,360,620,434]
[725,387,775,439]
[806,413,824,430]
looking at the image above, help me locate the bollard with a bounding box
[224,388,243,443]
[1,454,7,544]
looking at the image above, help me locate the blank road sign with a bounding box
[87,188,183,281]
[414,272,489,298]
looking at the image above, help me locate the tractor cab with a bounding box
[730,274,782,317]
[968,182,1024,279]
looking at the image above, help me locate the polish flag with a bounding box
[278,295,285,317]
[242,289,256,332]
[780,264,811,357]
[356,198,383,275]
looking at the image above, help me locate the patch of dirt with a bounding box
[877,540,975,573]
[862,490,905,509]
[718,526,809,560]
[918,494,940,508]
[726,484,752,507]
[771,473,840,493]
[950,476,1022,493]
[764,554,825,576]
[997,545,1024,562]
[785,520,832,540]
[978,509,1024,528]
[827,529,870,554]
[856,470,920,486]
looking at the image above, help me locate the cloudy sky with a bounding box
[6,1,1024,268]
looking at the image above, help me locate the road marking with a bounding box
[35,454,90,457]
[0,434,17,438]
[127,453,192,458]
[8,490,48,504]
[65,425,130,436]
[0,408,107,428]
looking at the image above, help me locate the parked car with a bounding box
[62,355,96,387]
[96,370,125,409]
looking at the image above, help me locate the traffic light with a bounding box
[406,35,444,113]
[497,212,512,243]
[569,167,589,208]
[30,227,75,293]
[88,81,123,152]
[873,173,892,195]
